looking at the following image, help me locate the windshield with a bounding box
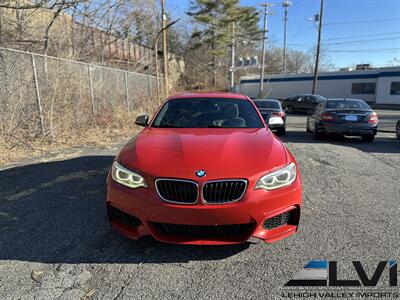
[254,100,280,109]
[326,100,371,110]
[152,98,264,128]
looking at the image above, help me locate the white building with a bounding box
[239,66,400,105]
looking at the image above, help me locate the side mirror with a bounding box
[135,115,149,127]
[267,116,284,128]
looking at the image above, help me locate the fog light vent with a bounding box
[108,205,141,228]
[263,209,296,230]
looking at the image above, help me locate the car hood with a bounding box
[117,128,288,179]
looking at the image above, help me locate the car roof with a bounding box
[168,92,249,100]
[295,94,326,97]
[327,98,365,101]
[253,98,280,102]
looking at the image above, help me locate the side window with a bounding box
[390,82,400,95]
[306,96,317,103]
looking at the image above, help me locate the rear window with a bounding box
[254,101,280,109]
[152,98,264,128]
[315,95,327,101]
[326,100,371,110]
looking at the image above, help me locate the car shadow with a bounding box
[0,156,250,264]
[280,130,400,154]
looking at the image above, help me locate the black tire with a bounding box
[277,127,286,136]
[313,122,325,140]
[396,122,400,140]
[286,106,294,114]
[362,134,375,142]
[306,121,312,133]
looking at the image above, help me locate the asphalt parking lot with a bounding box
[0,110,399,299]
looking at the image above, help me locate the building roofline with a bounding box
[240,66,400,82]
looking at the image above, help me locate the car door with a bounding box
[282,97,293,110]
[292,96,304,111]
[304,96,317,112]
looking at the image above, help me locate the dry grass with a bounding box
[0,128,134,166]
[0,48,165,168]
[0,105,159,167]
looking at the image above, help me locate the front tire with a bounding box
[306,121,312,133]
[362,134,375,142]
[396,121,400,140]
[277,127,286,136]
[313,122,325,140]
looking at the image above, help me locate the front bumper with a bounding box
[322,122,378,136]
[106,174,302,245]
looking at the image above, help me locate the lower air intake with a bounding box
[108,205,141,228]
[152,222,255,239]
[263,209,297,230]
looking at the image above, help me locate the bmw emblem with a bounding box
[196,170,206,177]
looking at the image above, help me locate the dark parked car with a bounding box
[281,94,326,114]
[306,98,378,142]
[396,121,400,140]
[253,99,286,135]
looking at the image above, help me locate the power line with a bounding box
[325,17,400,26]
[287,36,400,47]
[287,0,317,43]
[326,36,400,46]
[330,48,400,53]
[324,31,400,41]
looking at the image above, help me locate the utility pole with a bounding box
[311,0,324,95]
[282,0,292,75]
[229,21,235,91]
[161,0,169,95]
[259,3,273,97]
[154,19,179,100]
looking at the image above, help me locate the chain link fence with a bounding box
[0,47,161,142]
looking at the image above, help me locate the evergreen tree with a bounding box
[187,0,259,87]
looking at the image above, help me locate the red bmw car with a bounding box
[106,92,302,245]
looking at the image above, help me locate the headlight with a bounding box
[255,163,296,191]
[111,161,147,189]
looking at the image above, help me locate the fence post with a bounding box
[148,76,152,98]
[87,65,96,120]
[124,71,130,112]
[31,54,45,136]
[147,76,151,97]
